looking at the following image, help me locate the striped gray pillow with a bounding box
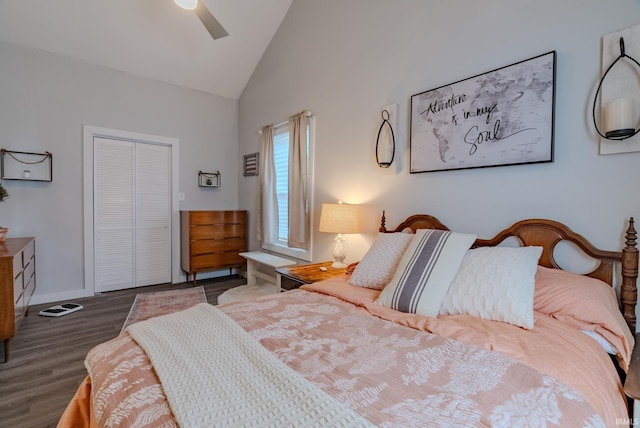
[375,229,476,317]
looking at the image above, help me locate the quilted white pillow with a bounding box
[347,233,414,290]
[439,246,543,329]
[375,229,476,317]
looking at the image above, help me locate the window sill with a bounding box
[261,242,312,262]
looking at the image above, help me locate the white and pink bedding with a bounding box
[61,278,630,427]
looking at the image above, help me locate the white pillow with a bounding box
[348,233,414,290]
[439,246,542,329]
[375,229,476,317]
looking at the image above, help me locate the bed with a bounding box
[58,213,639,427]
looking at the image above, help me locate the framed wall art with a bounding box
[410,51,556,173]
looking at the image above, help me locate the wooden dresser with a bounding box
[0,237,36,363]
[180,211,247,284]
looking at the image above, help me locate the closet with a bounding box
[93,137,171,292]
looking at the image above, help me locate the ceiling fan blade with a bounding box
[194,2,229,40]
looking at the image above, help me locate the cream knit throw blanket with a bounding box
[127,303,373,428]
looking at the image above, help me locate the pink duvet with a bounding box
[303,278,629,426]
[69,281,629,427]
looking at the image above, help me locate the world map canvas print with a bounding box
[410,51,556,173]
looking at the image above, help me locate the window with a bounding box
[261,117,314,261]
[273,128,290,243]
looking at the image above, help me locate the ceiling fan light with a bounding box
[175,0,197,10]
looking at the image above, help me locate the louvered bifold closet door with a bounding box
[94,138,135,292]
[135,143,171,287]
[93,137,172,292]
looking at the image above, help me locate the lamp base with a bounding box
[331,233,347,269]
[606,128,635,139]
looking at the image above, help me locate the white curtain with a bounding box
[257,125,278,243]
[287,111,309,250]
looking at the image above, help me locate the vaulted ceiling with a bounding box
[0,0,293,99]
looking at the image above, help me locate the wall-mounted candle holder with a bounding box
[593,37,640,141]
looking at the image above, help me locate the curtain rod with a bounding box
[258,111,313,134]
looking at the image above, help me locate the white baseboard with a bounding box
[30,268,242,306]
[189,268,243,282]
[30,289,94,306]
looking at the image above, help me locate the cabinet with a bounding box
[0,237,36,363]
[180,211,247,284]
[276,261,347,290]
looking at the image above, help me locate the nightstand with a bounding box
[276,261,347,290]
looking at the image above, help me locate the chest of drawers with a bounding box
[0,237,36,362]
[180,211,247,284]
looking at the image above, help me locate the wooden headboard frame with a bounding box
[380,211,639,332]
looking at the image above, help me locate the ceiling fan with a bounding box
[174,0,229,40]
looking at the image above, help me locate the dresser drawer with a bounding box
[23,273,35,307]
[189,211,247,226]
[12,251,22,277]
[13,272,23,304]
[190,224,246,240]
[190,252,245,270]
[191,238,246,255]
[23,258,35,286]
[23,240,35,266]
[280,275,305,291]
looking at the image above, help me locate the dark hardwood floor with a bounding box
[0,276,244,428]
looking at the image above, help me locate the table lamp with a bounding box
[319,202,360,268]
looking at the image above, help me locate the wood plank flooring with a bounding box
[0,276,244,428]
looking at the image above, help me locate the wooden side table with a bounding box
[276,261,347,290]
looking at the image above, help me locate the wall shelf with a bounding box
[198,170,221,188]
[0,149,52,182]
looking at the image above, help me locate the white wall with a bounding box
[0,41,240,304]
[6,1,639,304]
[238,0,640,267]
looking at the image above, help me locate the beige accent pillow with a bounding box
[347,233,414,290]
[375,229,476,317]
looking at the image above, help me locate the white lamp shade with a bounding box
[175,0,197,10]
[319,203,359,234]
